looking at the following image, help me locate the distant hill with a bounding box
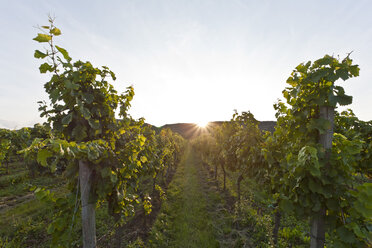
[258,121,276,133]
[159,121,276,139]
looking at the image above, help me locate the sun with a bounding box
[196,121,209,128]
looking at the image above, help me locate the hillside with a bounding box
[159,121,276,139]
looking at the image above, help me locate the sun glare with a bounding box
[197,121,209,128]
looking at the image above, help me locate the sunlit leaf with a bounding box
[33,33,51,43]
[34,50,47,59]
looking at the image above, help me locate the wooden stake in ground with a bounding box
[79,160,96,248]
[310,106,334,248]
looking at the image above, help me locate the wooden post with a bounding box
[310,106,334,248]
[79,160,96,248]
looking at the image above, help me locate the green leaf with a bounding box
[308,118,331,134]
[61,113,73,125]
[326,198,339,211]
[50,27,61,36]
[109,71,116,80]
[328,92,337,106]
[39,63,53,73]
[336,69,349,81]
[280,199,294,213]
[41,26,50,29]
[336,94,353,106]
[88,119,100,130]
[64,80,79,90]
[50,89,59,104]
[354,201,372,219]
[309,165,321,178]
[337,226,356,243]
[55,46,71,61]
[349,223,365,239]
[50,160,57,173]
[87,148,99,161]
[326,72,338,82]
[81,107,91,119]
[312,200,321,212]
[298,146,321,177]
[315,56,333,66]
[101,167,111,178]
[353,183,372,218]
[308,178,323,194]
[357,183,372,196]
[295,63,309,73]
[110,172,117,183]
[349,65,360,76]
[37,149,53,166]
[33,33,52,43]
[139,135,146,146]
[34,50,47,59]
[298,146,318,163]
[83,93,94,104]
[72,125,87,141]
[309,69,328,83]
[140,156,147,163]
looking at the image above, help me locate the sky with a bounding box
[1,0,372,129]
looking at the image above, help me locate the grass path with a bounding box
[147,146,220,248]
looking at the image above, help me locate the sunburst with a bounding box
[196,121,209,128]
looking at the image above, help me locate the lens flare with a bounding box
[196,121,209,128]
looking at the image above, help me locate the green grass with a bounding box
[203,160,311,248]
[0,170,28,188]
[0,161,65,197]
[0,175,63,199]
[0,196,54,247]
[0,162,68,247]
[148,147,219,248]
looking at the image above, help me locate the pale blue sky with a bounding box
[1,0,371,128]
